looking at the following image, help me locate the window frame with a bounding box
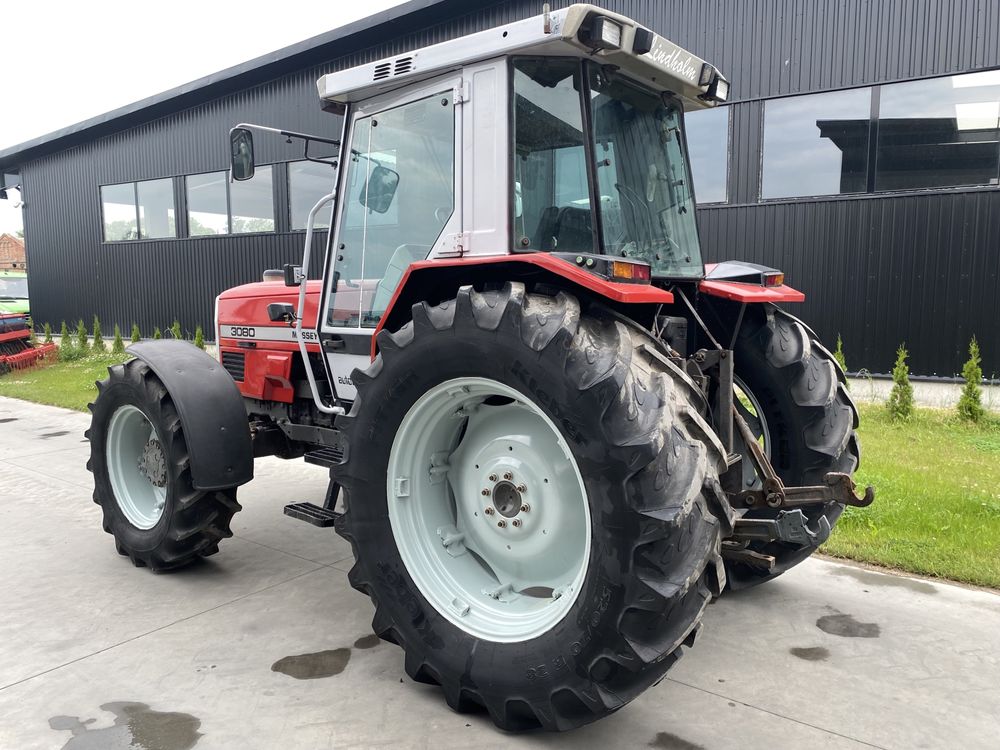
[100,177,178,243]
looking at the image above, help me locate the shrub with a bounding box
[76,320,89,352]
[28,318,37,345]
[887,344,914,421]
[833,334,850,389]
[130,323,141,343]
[194,325,205,350]
[91,315,106,352]
[957,336,985,423]
[153,327,162,340]
[170,319,183,340]
[59,321,72,349]
[43,322,53,344]
[112,324,125,355]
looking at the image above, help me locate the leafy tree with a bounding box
[76,320,89,352]
[887,344,914,421]
[112,324,125,354]
[957,336,985,422]
[194,325,205,350]
[153,327,162,340]
[170,319,183,340]
[130,323,141,343]
[91,315,106,352]
[43,322,53,344]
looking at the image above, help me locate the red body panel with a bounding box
[698,278,805,303]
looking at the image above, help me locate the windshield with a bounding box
[0,275,28,299]
[589,65,703,278]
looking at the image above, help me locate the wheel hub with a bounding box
[490,480,522,518]
[138,438,167,488]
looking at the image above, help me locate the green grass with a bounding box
[823,404,1000,589]
[0,351,130,411]
[2,354,999,587]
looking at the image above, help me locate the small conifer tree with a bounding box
[28,318,37,345]
[59,321,72,349]
[130,323,141,343]
[194,325,205,350]
[171,319,183,340]
[833,334,849,389]
[76,320,89,351]
[957,336,985,423]
[91,315,106,352]
[887,344,914,421]
[153,327,162,340]
[112,324,125,355]
[43,322,53,344]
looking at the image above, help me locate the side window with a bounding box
[511,58,592,252]
[136,178,176,239]
[327,91,456,329]
[230,165,274,233]
[101,183,138,241]
[289,160,338,230]
[186,172,229,235]
[686,106,729,204]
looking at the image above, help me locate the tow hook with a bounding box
[731,405,875,511]
[732,510,832,547]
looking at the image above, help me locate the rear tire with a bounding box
[726,304,860,589]
[87,359,242,571]
[335,283,731,731]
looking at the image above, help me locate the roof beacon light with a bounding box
[588,16,623,51]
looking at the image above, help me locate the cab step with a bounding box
[304,446,346,469]
[283,502,341,527]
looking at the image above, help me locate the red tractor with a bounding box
[88,4,872,731]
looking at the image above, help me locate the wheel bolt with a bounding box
[484,507,495,515]
[481,488,490,496]
[520,504,530,513]
[503,472,513,481]
[497,520,507,528]
[512,519,522,528]
[517,484,527,493]
[488,474,498,482]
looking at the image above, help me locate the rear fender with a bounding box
[129,340,253,490]
[373,253,674,356]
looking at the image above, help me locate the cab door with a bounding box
[320,74,462,401]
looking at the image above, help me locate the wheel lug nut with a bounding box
[517,484,527,493]
[481,488,490,496]
[488,474,498,482]
[484,507,495,515]
[520,504,530,513]
[512,519,522,528]
[503,472,513,481]
[497,520,507,528]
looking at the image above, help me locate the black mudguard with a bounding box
[129,340,253,491]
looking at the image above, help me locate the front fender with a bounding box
[129,340,253,491]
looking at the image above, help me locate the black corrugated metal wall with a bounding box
[19,0,1000,375]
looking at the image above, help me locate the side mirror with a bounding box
[283,264,303,287]
[359,164,400,214]
[267,302,295,323]
[230,128,255,181]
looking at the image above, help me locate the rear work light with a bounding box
[581,15,623,51]
[556,253,653,285]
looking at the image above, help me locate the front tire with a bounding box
[335,283,731,731]
[87,359,242,571]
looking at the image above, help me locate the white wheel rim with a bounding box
[734,375,771,490]
[387,377,591,643]
[106,404,167,530]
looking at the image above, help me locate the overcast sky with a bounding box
[0,0,408,235]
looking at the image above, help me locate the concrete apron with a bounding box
[1,395,998,749]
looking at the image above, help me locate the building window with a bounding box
[101,183,138,241]
[101,179,176,241]
[761,88,872,199]
[686,106,729,204]
[136,178,176,239]
[876,70,1000,191]
[289,160,337,230]
[186,172,230,235]
[230,165,275,233]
